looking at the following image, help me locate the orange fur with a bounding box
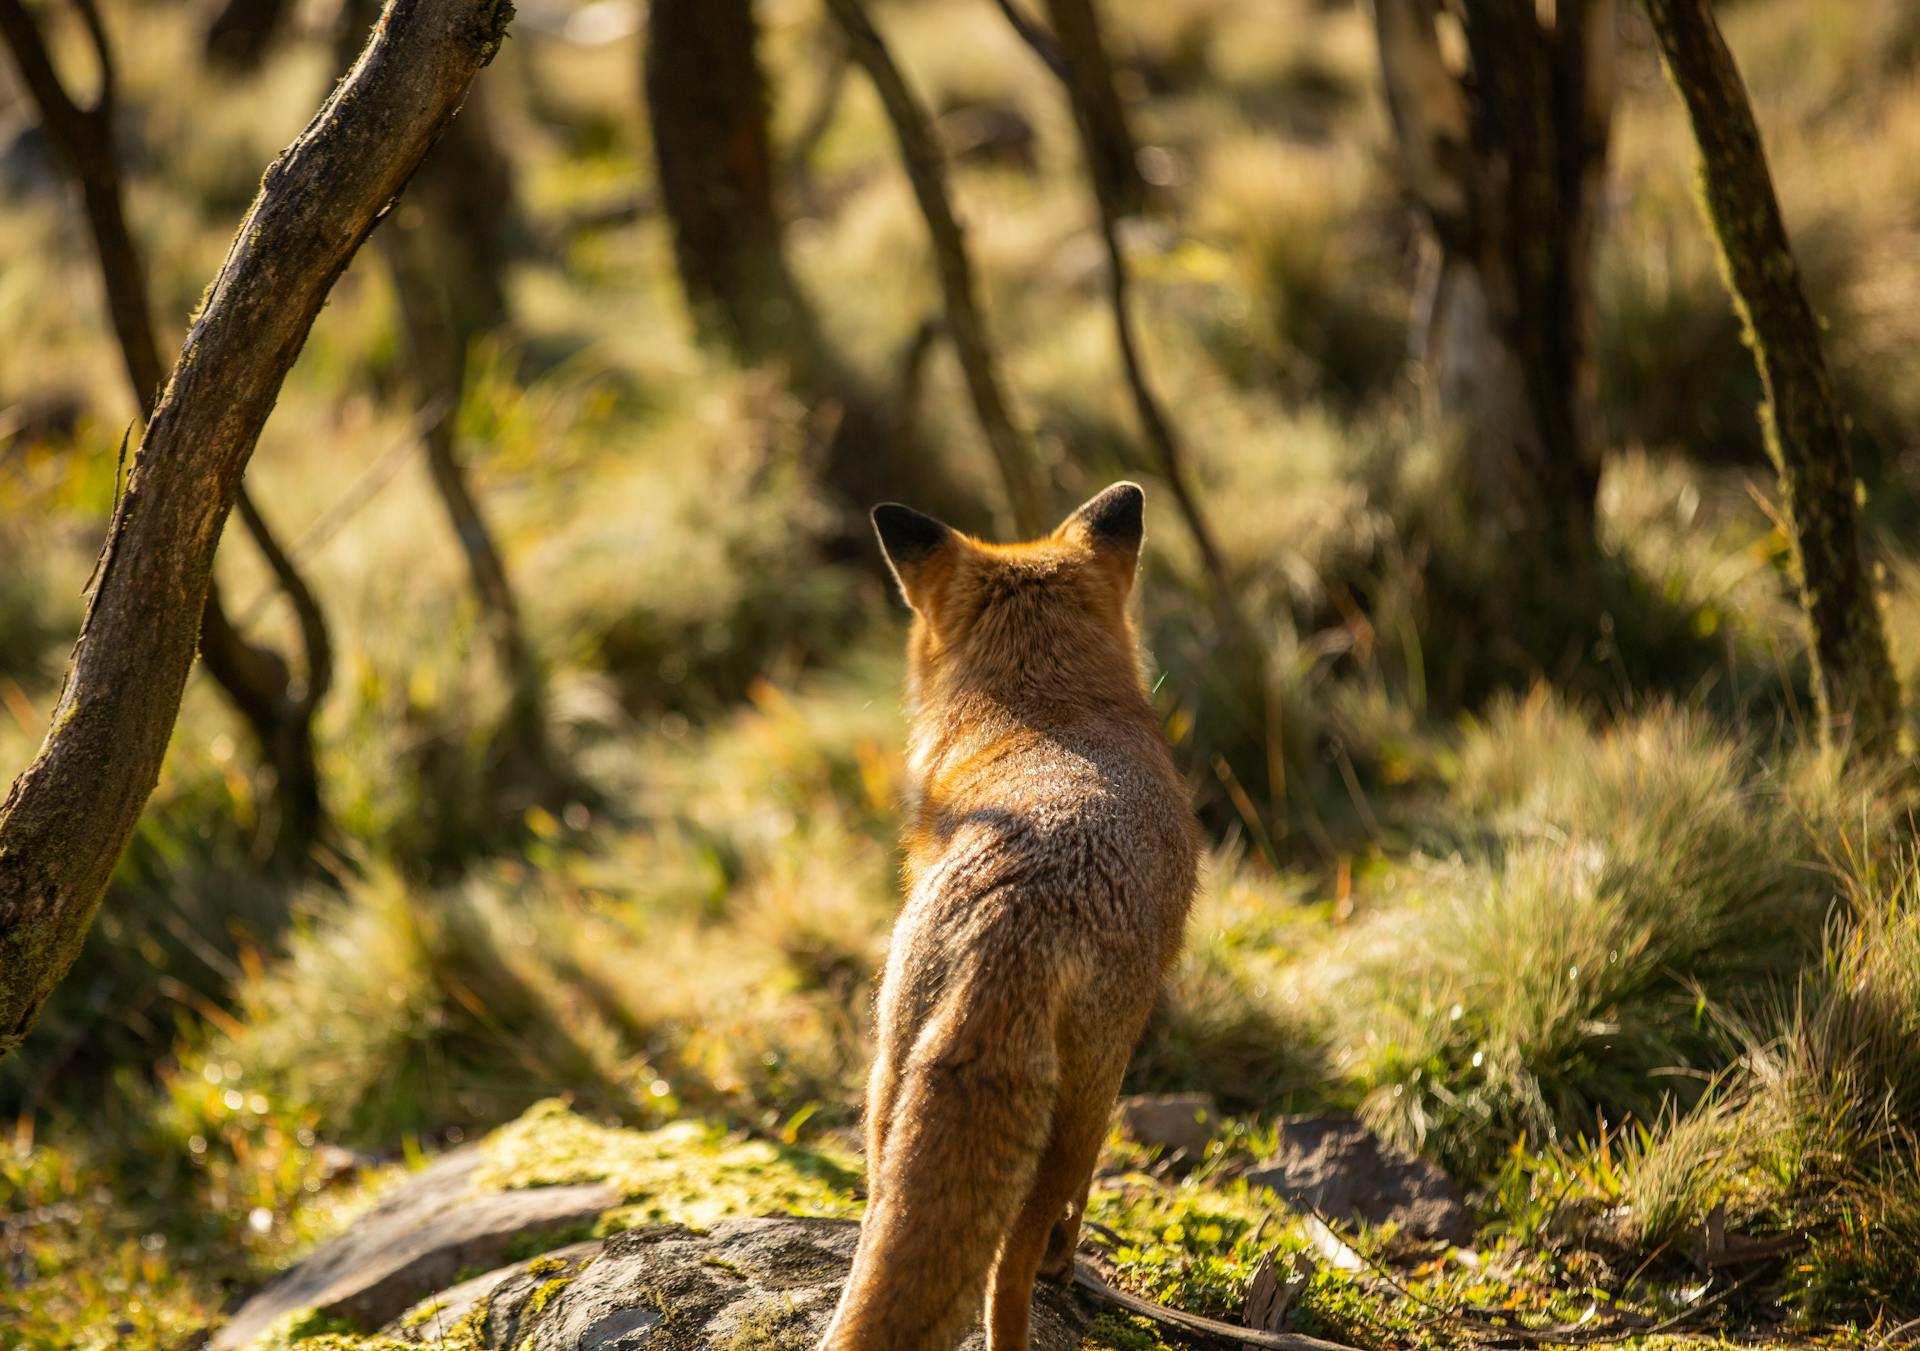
[818,484,1200,1351]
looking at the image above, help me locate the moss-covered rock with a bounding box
[217,1101,867,1351]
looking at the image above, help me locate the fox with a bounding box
[819,482,1200,1351]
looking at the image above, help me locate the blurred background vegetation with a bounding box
[4,0,1920,1346]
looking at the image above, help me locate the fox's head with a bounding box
[872,482,1147,705]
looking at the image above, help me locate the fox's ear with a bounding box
[1058,481,1144,590]
[872,503,958,612]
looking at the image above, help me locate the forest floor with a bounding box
[6,0,1920,1347]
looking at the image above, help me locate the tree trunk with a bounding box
[1375,0,1614,558]
[1642,0,1901,755]
[640,0,967,534]
[1039,0,1147,216]
[826,0,1050,537]
[644,0,808,365]
[0,0,514,1061]
[0,0,335,861]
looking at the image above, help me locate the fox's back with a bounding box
[884,698,1197,1075]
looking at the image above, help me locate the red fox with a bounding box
[819,483,1200,1350]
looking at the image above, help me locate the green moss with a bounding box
[477,1100,862,1227]
[710,1296,811,1351]
[1080,1312,1179,1351]
[274,1301,491,1351]
[524,1275,572,1316]
[397,1300,446,1329]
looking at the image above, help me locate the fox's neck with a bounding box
[903,660,1158,794]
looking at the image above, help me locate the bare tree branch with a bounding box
[0,0,515,1060]
[825,0,1049,537]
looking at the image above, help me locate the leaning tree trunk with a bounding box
[1375,0,1615,559]
[0,0,513,1061]
[1642,0,1901,756]
[0,0,334,862]
[826,0,1050,537]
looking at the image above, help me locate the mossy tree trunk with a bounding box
[0,0,334,862]
[1642,0,1901,756]
[0,0,514,1061]
[1375,0,1615,560]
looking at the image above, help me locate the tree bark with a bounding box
[641,0,966,533]
[0,0,514,1060]
[1375,0,1614,557]
[644,0,808,366]
[0,0,336,861]
[826,0,1050,538]
[1642,0,1901,755]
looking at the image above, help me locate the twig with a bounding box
[232,404,441,627]
[1072,1260,1356,1351]
[234,487,333,715]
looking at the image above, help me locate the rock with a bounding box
[386,1241,602,1343]
[212,1148,619,1350]
[1117,1093,1219,1157]
[1242,1114,1470,1244]
[397,1218,1092,1350]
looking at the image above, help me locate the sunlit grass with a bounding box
[7,0,1920,1343]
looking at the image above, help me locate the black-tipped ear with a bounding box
[872,503,957,611]
[1061,482,1144,554]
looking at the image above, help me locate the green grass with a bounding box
[7,0,1920,1345]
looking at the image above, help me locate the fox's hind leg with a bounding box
[986,1086,1109,1349]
